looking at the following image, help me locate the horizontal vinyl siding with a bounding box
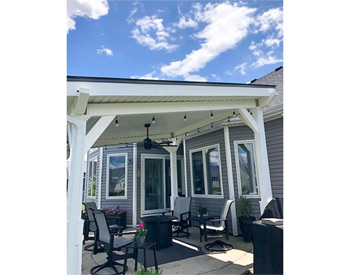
[184,129,234,233]
[265,118,283,199]
[100,145,134,226]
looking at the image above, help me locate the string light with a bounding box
[152,115,155,124]
[184,113,187,121]
[197,128,200,133]
[115,117,119,127]
[211,111,213,119]
[227,117,230,123]
[211,123,213,128]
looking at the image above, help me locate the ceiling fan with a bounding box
[142,123,177,150]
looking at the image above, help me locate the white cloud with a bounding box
[184,75,207,82]
[131,15,177,51]
[264,37,281,48]
[161,3,256,78]
[67,0,109,33]
[96,46,113,56]
[255,7,283,36]
[176,16,198,29]
[234,62,247,75]
[131,71,159,80]
[252,51,282,68]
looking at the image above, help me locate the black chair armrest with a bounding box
[209,218,227,222]
[180,211,191,220]
[111,231,136,237]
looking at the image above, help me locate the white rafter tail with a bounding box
[84,115,115,152]
[238,108,259,134]
[74,88,90,116]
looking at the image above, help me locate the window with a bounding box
[87,158,97,198]
[234,141,259,197]
[190,145,223,197]
[106,153,127,199]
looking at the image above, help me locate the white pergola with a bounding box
[67,76,276,275]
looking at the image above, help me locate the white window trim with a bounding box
[106,153,128,200]
[234,140,260,199]
[189,144,224,199]
[87,157,98,199]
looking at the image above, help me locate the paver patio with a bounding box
[82,227,253,274]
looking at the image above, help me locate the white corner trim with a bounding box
[97,147,103,208]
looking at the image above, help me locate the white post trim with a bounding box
[132,143,138,227]
[251,107,273,213]
[84,115,115,152]
[97,147,103,208]
[169,150,178,210]
[67,116,86,275]
[238,108,259,134]
[223,126,238,236]
[183,138,188,197]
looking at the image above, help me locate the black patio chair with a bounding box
[90,209,135,275]
[201,199,234,252]
[83,202,125,251]
[163,197,192,238]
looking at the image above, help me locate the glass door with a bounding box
[143,157,165,213]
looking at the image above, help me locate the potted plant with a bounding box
[198,205,208,217]
[237,196,256,242]
[101,206,128,227]
[134,223,148,247]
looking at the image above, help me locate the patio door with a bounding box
[142,155,167,214]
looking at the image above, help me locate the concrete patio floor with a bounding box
[82,227,253,275]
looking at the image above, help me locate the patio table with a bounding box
[187,215,217,242]
[141,215,177,250]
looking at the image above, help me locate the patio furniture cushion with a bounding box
[200,224,224,231]
[173,197,191,221]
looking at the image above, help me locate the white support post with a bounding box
[97,147,103,209]
[169,150,178,210]
[67,116,87,275]
[132,143,138,227]
[251,108,273,213]
[223,126,238,236]
[183,138,188,197]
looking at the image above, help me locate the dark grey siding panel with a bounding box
[265,118,283,199]
[100,145,134,226]
[86,149,100,206]
[184,129,234,233]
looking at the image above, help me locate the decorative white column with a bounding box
[67,116,87,275]
[223,126,238,236]
[132,143,138,226]
[169,149,178,210]
[251,107,273,213]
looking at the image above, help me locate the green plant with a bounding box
[238,196,252,218]
[134,223,148,237]
[198,205,208,215]
[133,265,163,275]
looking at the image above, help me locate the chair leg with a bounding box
[134,248,138,271]
[144,248,147,270]
[153,246,158,271]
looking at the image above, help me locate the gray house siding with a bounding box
[265,118,283,199]
[85,149,100,206]
[100,145,134,226]
[184,129,234,233]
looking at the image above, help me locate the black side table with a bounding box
[124,242,158,272]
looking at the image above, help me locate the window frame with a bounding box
[234,140,260,198]
[87,157,98,199]
[189,144,224,199]
[106,153,128,200]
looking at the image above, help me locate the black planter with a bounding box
[238,216,256,242]
[106,212,127,228]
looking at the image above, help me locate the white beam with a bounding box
[67,80,275,97]
[258,92,278,107]
[84,115,115,152]
[223,126,238,236]
[74,88,90,116]
[251,108,273,213]
[67,116,86,275]
[86,100,257,117]
[238,108,259,134]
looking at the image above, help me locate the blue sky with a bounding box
[67,0,283,83]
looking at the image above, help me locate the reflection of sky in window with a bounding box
[110,156,125,169]
[238,145,248,164]
[209,147,219,166]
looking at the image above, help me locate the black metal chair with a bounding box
[163,197,192,237]
[91,209,135,275]
[201,200,234,252]
[83,202,125,251]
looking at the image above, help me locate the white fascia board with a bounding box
[86,100,257,117]
[67,81,275,98]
